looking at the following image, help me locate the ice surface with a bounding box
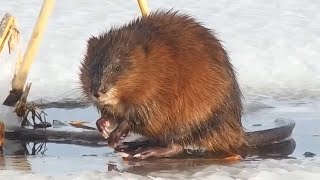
[0,0,320,179]
[0,100,318,180]
[1,157,320,180]
[0,0,319,102]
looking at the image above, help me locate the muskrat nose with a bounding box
[100,88,107,94]
[93,93,100,98]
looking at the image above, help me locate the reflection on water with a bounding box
[0,138,296,176]
[2,140,48,156]
[0,140,31,172]
[109,139,297,175]
[0,141,51,172]
[0,141,50,172]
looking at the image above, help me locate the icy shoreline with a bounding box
[1,156,320,180]
[1,0,319,179]
[1,0,319,102]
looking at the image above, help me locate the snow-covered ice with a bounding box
[0,0,319,179]
[1,152,320,180]
[0,0,319,102]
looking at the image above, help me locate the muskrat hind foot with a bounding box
[119,144,184,160]
[107,119,130,148]
[222,151,243,161]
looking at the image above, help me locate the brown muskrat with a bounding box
[79,10,295,159]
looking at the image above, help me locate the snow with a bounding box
[0,157,320,179]
[0,105,22,130]
[0,0,319,102]
[0,0,319,179]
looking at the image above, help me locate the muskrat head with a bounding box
[80,25,163,116]
[79,34,133,110]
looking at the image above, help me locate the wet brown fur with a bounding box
[79,10,245,153]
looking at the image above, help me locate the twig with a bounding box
[0,13,17,54]
[15,83,32,117]
[3,0,56,106]
[137,0,149,16]
[12,0,55,90]
[14,83,50,129]
[21,104,49,129]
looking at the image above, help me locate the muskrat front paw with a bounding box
[107,131,127,148]
[96,117,112,138]
[107,120,129,148]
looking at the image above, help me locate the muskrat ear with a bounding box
[87,35,99,47]
[131,45,149,61]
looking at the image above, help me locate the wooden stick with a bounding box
[15,83,32,117]
[137,0,150,16]
[5,128,106,147]
[3,128,296,159]
[3,119,295,148]
[12,0,55,91]
[0,13,16,54]
[3,0,55,106]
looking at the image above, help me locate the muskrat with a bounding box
[79,10,295,159]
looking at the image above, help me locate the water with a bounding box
[0,0,319,179]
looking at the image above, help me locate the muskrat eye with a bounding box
[115,65,121,72]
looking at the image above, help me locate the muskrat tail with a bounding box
[0,121,4,151]
[245,119,296,147]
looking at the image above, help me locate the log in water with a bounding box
[5,128,106,147]
[4,119,295,150]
